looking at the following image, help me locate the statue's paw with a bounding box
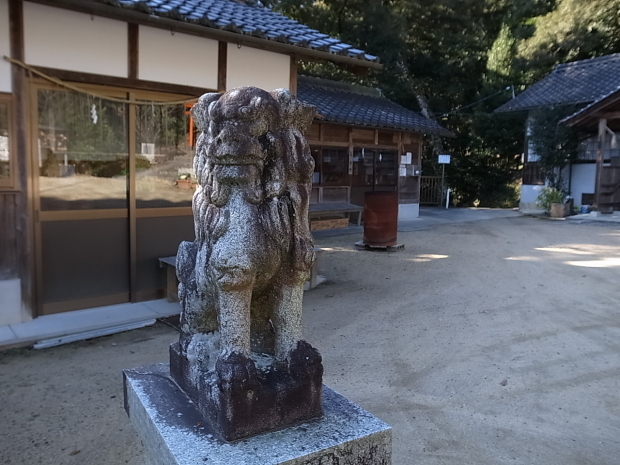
[215,352,258,392]
[293,238,315,270]
[285,341,323,380]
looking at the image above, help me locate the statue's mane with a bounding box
[190,87,315,266]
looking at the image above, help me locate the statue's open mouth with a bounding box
[212,153,265,166]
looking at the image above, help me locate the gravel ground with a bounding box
[1,215,619,464]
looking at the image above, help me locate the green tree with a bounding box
[515,0,620,83]
[267,0,620,206]
[528,106,580,191]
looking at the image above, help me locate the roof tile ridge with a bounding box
[299,76,384,98]
[554,53,620,72]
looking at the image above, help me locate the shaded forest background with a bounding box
[266,0,620,206]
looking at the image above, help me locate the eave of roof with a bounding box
[297,76,454,138]
[495,53,620,113]
[40,0,382,70]
[561,85,620,129]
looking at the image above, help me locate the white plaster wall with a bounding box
[520,184,545,210]
[139,26,218,89]
[0,279,24,325]
[23,2,128,77]
[570,164,596,206]
[0,0,10,93]
[398,203,419,220]
[227,44,290,91]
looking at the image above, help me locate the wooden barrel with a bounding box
[363,191,398,247]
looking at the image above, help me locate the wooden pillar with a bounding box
[594,118,606,210]
[128,93,137,301]
[9,0,35,316]
[217,42,227,93]
[289,55,297,95]
[128,23,139,81]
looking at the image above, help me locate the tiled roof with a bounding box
[495,54,620,113]
[98,0,379,64]
[561,85,620,126]
[297,77,454,137]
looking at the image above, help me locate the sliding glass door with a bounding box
[33,85,196,315]
[35,88,130,314]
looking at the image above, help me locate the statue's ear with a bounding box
[191,93,222,131]
[270,88,316,132]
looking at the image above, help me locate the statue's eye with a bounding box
[250,121,268,137]
[239,107,251,118]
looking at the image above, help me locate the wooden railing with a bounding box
[420,176,442,206]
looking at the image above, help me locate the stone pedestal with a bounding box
[124,363,392,465]
[169,342,323,441]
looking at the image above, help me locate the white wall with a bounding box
[139,26,219,89]
[23,2,128,77]
[0,279,26,325]
[227,44,290,91]
[520,184,545,210]
[399,203,419,220]
[570,164,596,206]
[0,0,10,93]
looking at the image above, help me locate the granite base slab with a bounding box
[124,363,392,465]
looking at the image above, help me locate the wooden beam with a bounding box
[128,23,139,80]
[595,118,607,210]
[217,41,227,93]
[347,127,353,175]
[128,93,137,302]
[307,140,349,148]
[598,111,620,120]
[9,0,36,316]
[31,66,214,97]
[306,140,399,150]
[289,55,298,95]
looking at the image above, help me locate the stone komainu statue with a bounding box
[170,87,323,441]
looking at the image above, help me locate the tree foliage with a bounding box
[266,0,620,206]
[528,106,580,191]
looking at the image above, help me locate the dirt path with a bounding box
[2,216,619,464]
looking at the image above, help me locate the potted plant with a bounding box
[536,187,570,218]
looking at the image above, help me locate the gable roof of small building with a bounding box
[73,0,380,69]
[495,53,620,113]
[297,76,454,137]
[561,85,620,131]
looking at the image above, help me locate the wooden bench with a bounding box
[308,202,363,229]
[158,256,179,302]
[308,186,363,230]
[159,247,326,302]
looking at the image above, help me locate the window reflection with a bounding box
[352,148,397,187]
[376,150,397,186]
[320,148,347,185]
[0,101,10,183]
[352,148,374,187]
[135,102,195,208]
[311,148,320,184]
[38,89,128,210]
